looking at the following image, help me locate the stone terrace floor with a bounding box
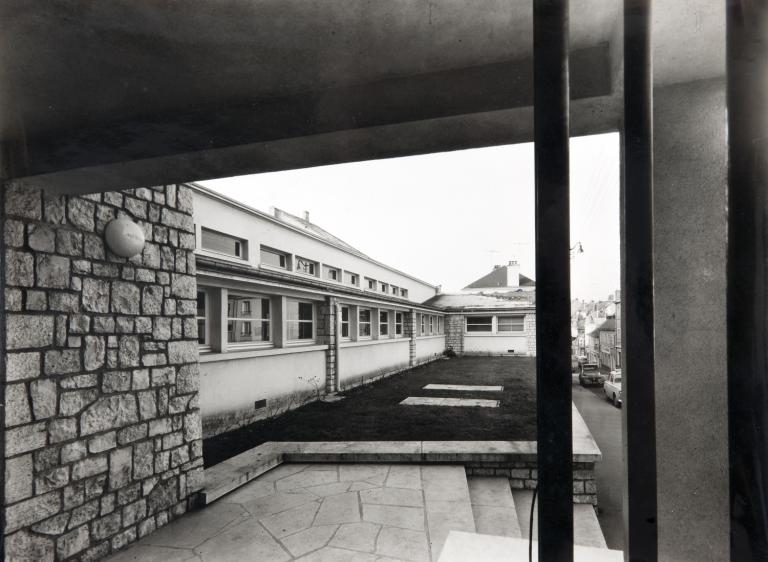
[106,463,475,562]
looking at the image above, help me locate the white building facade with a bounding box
[190,184,447,437]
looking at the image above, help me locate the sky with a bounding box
[199,132,620,301]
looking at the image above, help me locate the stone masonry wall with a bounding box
[2,183,203,561]
[524,313,536,356]
[317,297,338,394]
[445,314,464,355]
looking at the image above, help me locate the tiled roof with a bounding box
[423,291,535,311]
[587,318,616,337]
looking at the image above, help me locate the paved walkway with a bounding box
[107,463,475,562]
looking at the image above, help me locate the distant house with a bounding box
[425,263,536,356]
[589,318,617,370]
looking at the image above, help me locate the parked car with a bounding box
[604,370,622,407]
[578,363,604,386]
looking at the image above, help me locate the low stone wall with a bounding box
[464,461,598,505]
[2,184,203,561]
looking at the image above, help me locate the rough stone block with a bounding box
[36,254,70,288]
[6,422,47,455]
[5,454,34,503]
[61,441,88,464]
[48,418,77,444]
[83,232,105,260]
[7,352,41,381]
[5,219,25,247]
[57,525,90,559]
[111,281,140,314]
[82,278,110,313]
[147,478,178,513]
[28,223,56,252]
[6,184,42,219]
[49,291,80,312]
[151,366,176,387]
[36,466,70,493]
[30,379,58,419]
[118,423,148,445]
[6,382,32,426]
[60,389,99,416]
[119,335,141,367]
[103,370,132,393]
[170,273,196,299]
[45,349,81,375]
[56,229,84,256]
[152,317,172,340]
[60,374,98,389]
[168,341,198,364]
[6,249,35,286]
[133,441,154,479]
[138,391,157,420]
[82,335,105,371]
[67,198,95,231]
[109,447,133,490]
[5,530,54,562]
[5,491,61,533]
[91,513,121,542]
[176,363,199,393]
[80,395,139,436]
[88,432,117,454]
[132,369,150,390]
[72,456,108,480]
[31,513,71,536]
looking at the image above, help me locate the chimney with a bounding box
[303,211,310,222]
[506,260,520,287]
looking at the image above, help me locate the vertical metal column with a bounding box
[622,1,658,561]
[727,1,768,560]
[533,1,573,560]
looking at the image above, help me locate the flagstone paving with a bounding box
[106,463,475,562]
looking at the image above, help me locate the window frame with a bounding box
[340,306,350,340]
[197,288,211,351]
[344,271,359,286]
[358,308,372,339]
[395,312,403,337]
[286,299,316,343]
[226,292,272,348]
[201,227,248,260]
[497,315,525,332]
[295,256,319,277]
[379,310,389,337]
[324,265,341,282]
[260,246,289,270]
[466,315,494,333]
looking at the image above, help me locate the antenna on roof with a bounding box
[303,211,310,222]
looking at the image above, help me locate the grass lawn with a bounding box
[203,356,537,467]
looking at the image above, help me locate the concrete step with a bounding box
[467,476,522,538]
[421,465,477,560]
[513,490,608,549]
[438,531,623,562]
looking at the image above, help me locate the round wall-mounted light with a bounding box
[105,217,146,258]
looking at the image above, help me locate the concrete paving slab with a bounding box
[423,384,503,392]
[338,464,390,484]
[280,524,339,558]
[313,492,361,526]
[304,481,352,497]
[276,469,339,491]
[385,465,422,490]
[472,505,522,538]
[438,531,623,562]
[424,500,477,560]
[243,490,317,517]
[363,504,425,531]
[295,546,377,562]
[360,487,423,507]
[140,501,248,549]
[106,545,198,562]
[400,397,500,407]
[195,518,291,561]
[376,526,430,562]
[259,500,320,538]
[329,521,381,553]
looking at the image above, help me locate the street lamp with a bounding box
[570,242,584,259]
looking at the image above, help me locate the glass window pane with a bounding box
[202,228,244,257]
[360,323,371,337]
[298,302,313,321]
[197,291,206,317]
[260,248,286,268]
[342,307,349,321]
[359,310,371,323]
[298,322,313,339]
[197,319,206,345]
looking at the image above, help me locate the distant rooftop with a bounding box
[424,291,535,311]
[464,262,535,290]
[271,207,365,257]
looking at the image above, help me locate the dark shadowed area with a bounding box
[203,356,537,467]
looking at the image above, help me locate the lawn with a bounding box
[203,356,537,467]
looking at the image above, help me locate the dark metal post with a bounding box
[727,1,768,560]
[533,1,573,560]
[622,1,658,561]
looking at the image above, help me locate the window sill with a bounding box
[416,334,445,340]
[340,338,408,348]
[199,344,328,363]
[464,333,526,337]
[197,249,251,266]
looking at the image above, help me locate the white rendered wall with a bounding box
[338,339,410,387]
[463,334,528,355]
[415,336,446,362]
[192,189,437,303]
[200,348,326,435]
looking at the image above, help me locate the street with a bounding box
[572,373,624,552]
